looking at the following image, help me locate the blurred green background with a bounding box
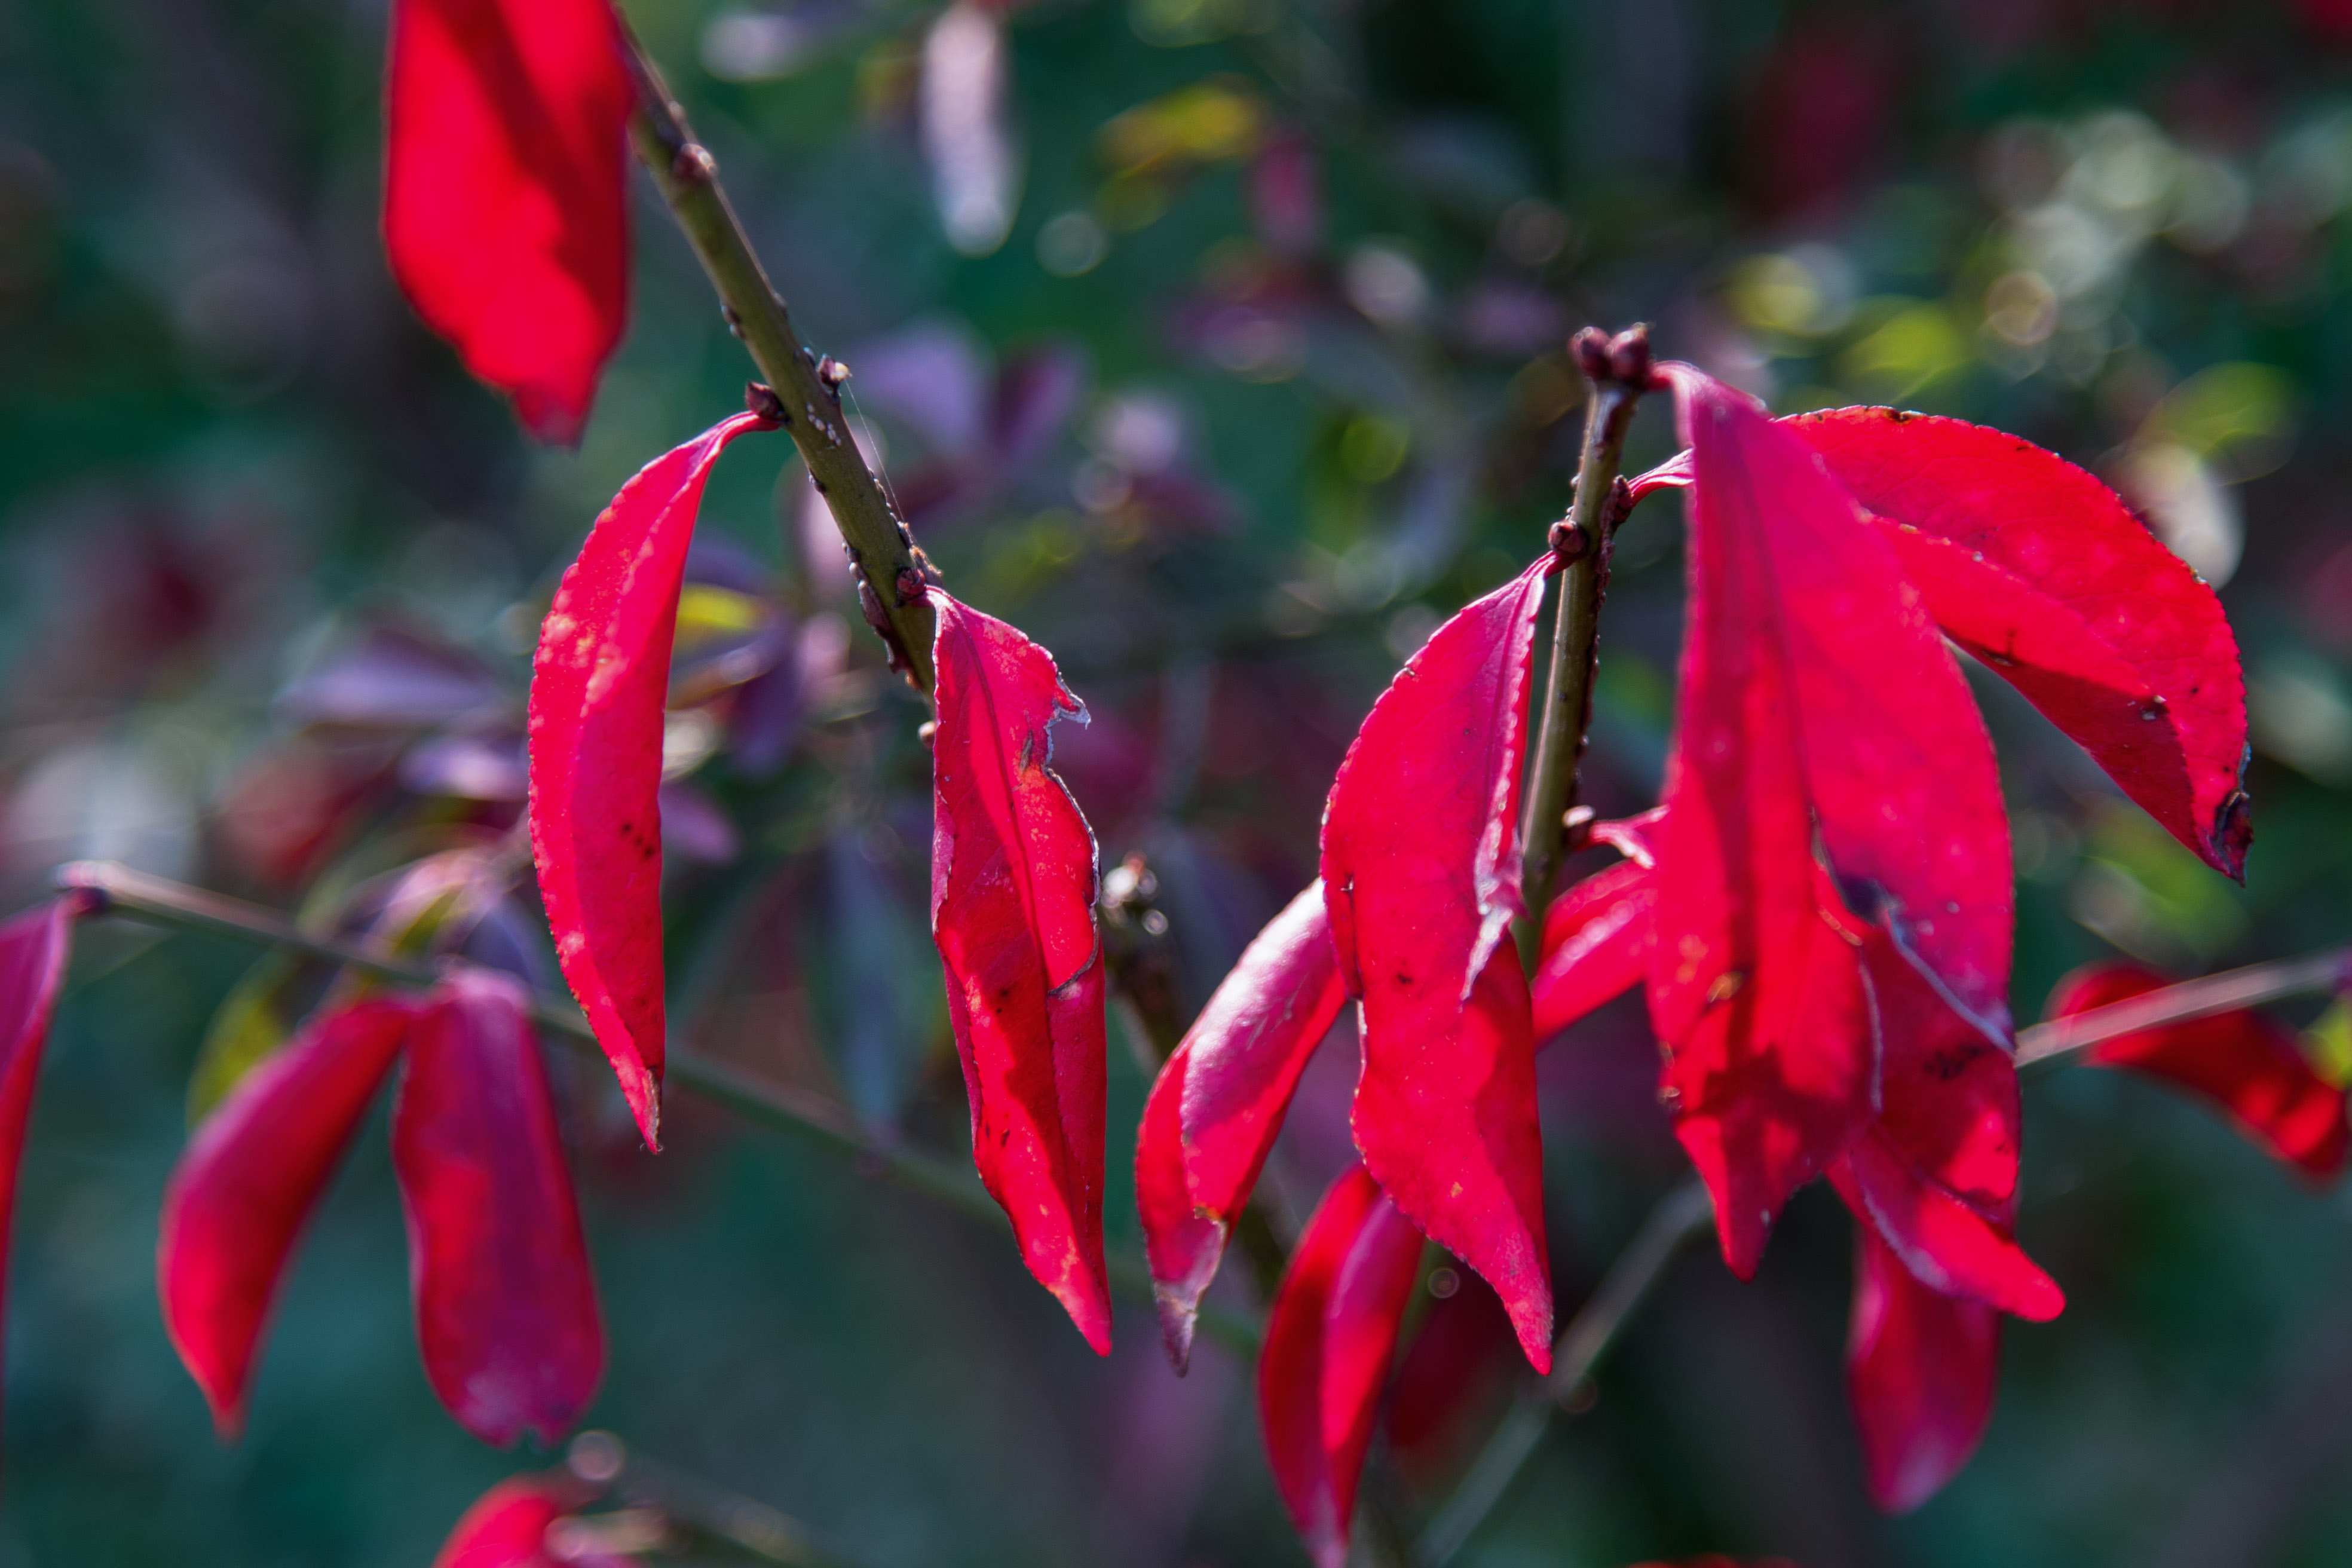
[5,0,2352,1563]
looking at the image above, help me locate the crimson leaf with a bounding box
[1138,882,1346,1369]
[159,997,416,1434]
[1847,1220,2002,1514]
[930,590,1111,1352]
[0,901,70,1469]
[1321,558,1554,1368]
[1259,1164,1426,1568]
[1653,366,2013,1275]
[1791,409,2252,878]
[394,970,605,1447]
[1532,858,1655,1042]
[430,1474,611,1568]
[384,0,633,443]
[529,410,777,1149]
[2047,960,2349,1176]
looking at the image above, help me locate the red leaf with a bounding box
[929,591,1111,1352]
[159,997,415,1435]
[529,411,777,1149]
[1138,883,1346,1368]
[0,901,70,1465]
[1652,366,2012,1275]
[1259,1165,1427,1568]
[431,1474,602,1568]
[1837,938,2062,1322]
[1321,558,1554,1368]
[1790,409,2251,879]
[384,0,633,443]
[395,970,605,1447]
[1532,859,1654,1041]
[1846,1220,2001,1514]
[2048,961,2349,1176]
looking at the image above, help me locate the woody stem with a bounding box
[1513,332,1646,974]
[617,22,937,694]
[53,860,1258,1353]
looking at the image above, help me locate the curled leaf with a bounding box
[1259,1165,1427,1568]
[1652,366,2011,1275]
[394,970,605,1447]
[529,411,777,1149]
[1138,883,1347,1368]
[930,591,1111,1352]
[1848,1220,2002,1514]
[1532,859,1655,1042]
[1321,559,1554,1368]
[1791,409,2252,879]
[2048,960,2349,1176]
[384,0,633,442]
[159,997,416,1435]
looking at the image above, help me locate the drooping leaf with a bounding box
[158,997,416,1435]
[929,590,1111,1353]
[1321,558,1554,1368]
[1790,409,2252,879]
[1652,366,2013,1276]
[394,970,605,1447]
[384,0,633,443]
[1259,1165,1428,1568]
[2047,960,2349,1176]
[529,411,778,1150]
[1846,1220,2002,1514]
[1835,938,2062,1322]
[430,1474,607,1568]
[1138,883,1347,1368]
[1532,859,1654,1042]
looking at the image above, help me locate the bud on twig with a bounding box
[743,382,789,424]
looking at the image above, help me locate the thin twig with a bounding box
[1417,1178,1713,1566]
[2014,946,2348,1069]
[566,1430,858,1568]
[617,22,938,693]
[1514,331,1646,973]
[51,860,1258,1354]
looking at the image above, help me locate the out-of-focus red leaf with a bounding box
[529,411,777,1150]
[430,1474,605,1568]
[158,997,415,1435]
[1847,1221,2001,1514]
[1259,1165,1427,1568]
[2048,960,2349,1176]
[1321,558,1554,1368]
[1533,859,1654,1042]
[1790,409,2251,880]
[394,970,604,1447]
[929,590,1111,1353]
[1652,366,2012,1276]
[1138,883,1346,1368]
[0,901,71,1463]
[384,0,632,443]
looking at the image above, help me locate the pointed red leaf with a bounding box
[1838,938,2061,1322]
[0,901,71,1466]
[431,1474,603,1568]
[1138,882,1346,1368]
[384,0,633,443]
[1847,1220,2002,1513]
[1321,558,1554,1368]
[1790,409,2251,878]
[529,411,777,1149]
[2048,960,2348,1176]
[1260,1165,1427,1568]
[1652,366,2012,1275]
[159,997,415,1435]
[929,591,1111,1353]
[1533,859,1654,1041]
[394,970,605,1447]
